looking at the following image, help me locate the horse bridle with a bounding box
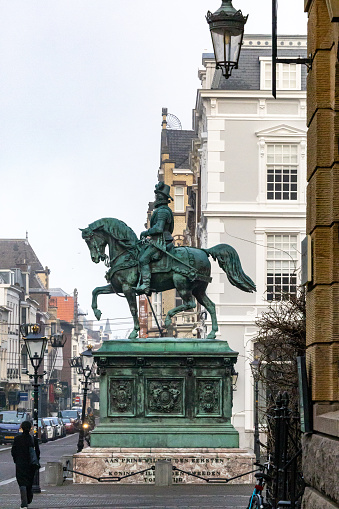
[86,229,139,268]
[85,231,109,265]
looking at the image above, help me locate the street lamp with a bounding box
[231,365,239,391]
[250,358,260,463]
[20,324,48,493]
[206,0,248,79]
[69,345,96,453]
[50,332,67,349]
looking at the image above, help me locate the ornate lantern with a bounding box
[20,324,48,369]
[206,0,248,79]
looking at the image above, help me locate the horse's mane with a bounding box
[88,218,138,246]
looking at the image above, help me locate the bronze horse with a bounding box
[81,218,256,339]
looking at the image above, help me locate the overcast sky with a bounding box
[0,1,307,336]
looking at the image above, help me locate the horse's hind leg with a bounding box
[165,278,196,329]
[193,285,218,339]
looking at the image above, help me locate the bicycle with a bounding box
[246,458,273,509]
[246,470,272,508]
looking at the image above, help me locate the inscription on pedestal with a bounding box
[197,378,222,416]
[108,378,135,416]
[146,378,184,416]
[74,449,255,485]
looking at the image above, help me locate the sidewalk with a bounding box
[0,477,255,509]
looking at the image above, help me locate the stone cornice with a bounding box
[198,89,306,99]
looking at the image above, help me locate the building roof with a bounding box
[0,238,45,289]
[49,288,70,297]
[166,130,197,169]
[204,34,307,91]
[49,294,74,322]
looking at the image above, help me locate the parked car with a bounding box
[58,418,66,437]
[38,418,48,443]
[62,417,75,434]
[0,411,32,444]
[41,418,54,441]
[59,410,81,430]
[48,417,63,438]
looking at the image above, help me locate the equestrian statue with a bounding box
[80,181,256,339]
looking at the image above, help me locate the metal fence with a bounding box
[266,391,304,508]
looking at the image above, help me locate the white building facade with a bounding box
[193,35,307,449]
[0,269,41,409]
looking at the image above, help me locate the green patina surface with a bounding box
[91,338,239,449]
[94,338,237,356]
[81,189,255,339]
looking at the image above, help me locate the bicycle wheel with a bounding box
[250,495,263,508]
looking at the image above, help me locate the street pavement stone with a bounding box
[0,479,255,509]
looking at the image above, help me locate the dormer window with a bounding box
[260,58,301,91]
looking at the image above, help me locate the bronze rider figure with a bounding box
[136,182,174,296]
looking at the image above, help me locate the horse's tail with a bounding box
[203,244,256,293]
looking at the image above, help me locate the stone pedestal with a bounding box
[73,447,255,484]
[92,338,239,448]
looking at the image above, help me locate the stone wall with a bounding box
[302,434,339,505]
[304,1,339,507]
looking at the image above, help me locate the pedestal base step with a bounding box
[73,447,255,485]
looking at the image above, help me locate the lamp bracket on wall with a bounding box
[272,0,312,98]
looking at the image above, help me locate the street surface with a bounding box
[0,434,254,508]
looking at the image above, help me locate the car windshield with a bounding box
[62,418,70,423]
[43,419,51,425]
[0,412,25,424]
[61,411,79,419]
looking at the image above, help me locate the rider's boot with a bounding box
[136,265,152,296]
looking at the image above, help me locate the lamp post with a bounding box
[50,332,67,349]
[70,346,95,453]
[206,0,248,79]
[250,358,261,463]
[20,324,48,494]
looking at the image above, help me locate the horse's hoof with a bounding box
[94,310,102,321]
[206,331,216,339]
[128,330,139,339]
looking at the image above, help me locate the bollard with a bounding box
[154,460,172,486]
[46,461,64,486]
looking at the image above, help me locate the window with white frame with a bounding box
[267,144,298,200]
[174,186,185,212]
[266,234,298,301]
[260,60,301,91]
[151,292,162,328]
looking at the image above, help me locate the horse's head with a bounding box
[80,227,107,264]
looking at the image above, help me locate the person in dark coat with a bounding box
[11,420,40,509]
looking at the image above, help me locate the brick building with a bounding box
[302,1,339,507]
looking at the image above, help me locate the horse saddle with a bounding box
[150,246,174,273]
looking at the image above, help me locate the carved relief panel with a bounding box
[108,377,135,416]
[146,378,184,416]
[196,378,222,417]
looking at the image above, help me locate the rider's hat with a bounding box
[155,182,173,201]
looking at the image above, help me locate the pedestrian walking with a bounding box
[11,420,40,509]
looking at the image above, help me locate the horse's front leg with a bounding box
[122,285,140,339]
[92,284,115,320]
